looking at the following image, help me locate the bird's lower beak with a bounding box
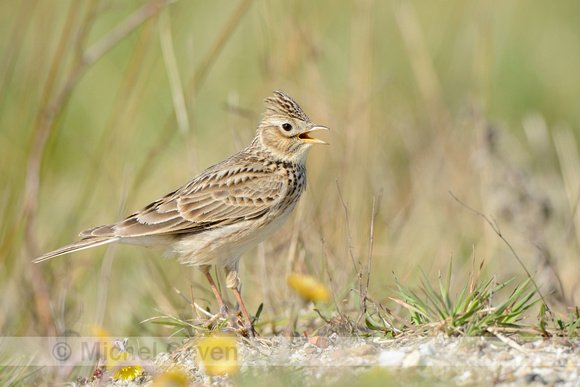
[298,125,330,145]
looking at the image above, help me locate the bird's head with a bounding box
[253,90,329,164]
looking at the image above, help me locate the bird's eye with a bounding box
[282,123,293,131]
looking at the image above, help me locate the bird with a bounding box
[34,90,329,336]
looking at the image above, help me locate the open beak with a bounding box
[298,125,330,145]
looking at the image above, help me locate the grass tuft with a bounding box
[392,258,541,336]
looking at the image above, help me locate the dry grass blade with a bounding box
[321,239,340,318]
[336,181,363,304]
[394,2,449,131]
[159,10,190,138]
[83,0,175,65]
[188,0,255,92]
[357,193,381,327]
[486,327,527,353]
[0,0,34,112]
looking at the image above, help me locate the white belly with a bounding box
[169,204,295,268]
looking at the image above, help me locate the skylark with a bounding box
[35,90,329,336]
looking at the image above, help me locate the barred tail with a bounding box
[33,237,120,263]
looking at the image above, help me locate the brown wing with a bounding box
[80,160,286,238]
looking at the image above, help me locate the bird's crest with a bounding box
[264,90,311,122]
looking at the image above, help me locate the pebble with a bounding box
[419,343,436,356]
[378,350,405,367]
[349,344,376,357]
[401,350,421,367]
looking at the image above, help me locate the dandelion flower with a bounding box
[151,367,189,387]
[196,334,238,376]
[109,352,143,381]
[287,273,330,302]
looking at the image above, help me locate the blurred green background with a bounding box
[1,0,580,338]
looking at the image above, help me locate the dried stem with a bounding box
[336,180,362,297]
[321,238,341,318]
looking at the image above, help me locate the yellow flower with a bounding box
[109,352,143,381]
[196,334,238,376]
[287,273,330,302]
[151,367,189,387]
[88,327,143,381]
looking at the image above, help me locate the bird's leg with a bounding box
[231,286,256,338]
[225,265,257,338]
[199,265,229,316]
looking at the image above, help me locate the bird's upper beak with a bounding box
[298,125,330,145]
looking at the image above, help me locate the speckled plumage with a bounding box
[35,90,328,335]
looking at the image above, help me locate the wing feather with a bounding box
[100,158,287,238]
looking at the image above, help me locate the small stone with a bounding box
[523,373,545,384]
[542,373,563,384]
[308,336,329,348]
[419,343,436,356]
[329,349,348,359]
[378,350,405,367]
[401,350,421,367]
[348,344,375,357]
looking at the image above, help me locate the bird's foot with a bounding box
[201,307,254,337]
[244,324,259,339]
